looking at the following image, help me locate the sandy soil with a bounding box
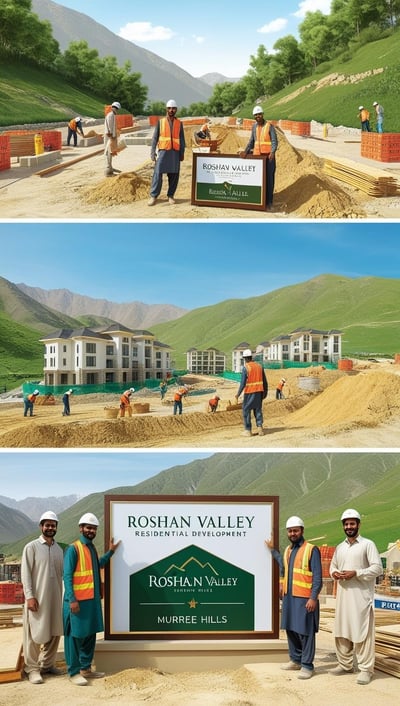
[0,121,399,219]
[1,610,399,705]
[1,363,400,448]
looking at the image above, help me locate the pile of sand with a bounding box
[81,123,363,217]
[290,371,400,428]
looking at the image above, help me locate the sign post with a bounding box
[191,153,267,210]
[104,494,279,640]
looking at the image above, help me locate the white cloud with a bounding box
[257,18,288,34]
[293,0,331,18]
[193,35,205,44]
[118,22,176,42]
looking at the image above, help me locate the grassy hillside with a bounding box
[1,273,399,387]
[0,276,91,388]
[239,32,400,132]
[0,62,109,126]
[152,274,400,367]
[2,452,399,557]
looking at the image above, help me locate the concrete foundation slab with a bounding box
[19,150,61,168]
[93,638,287,673]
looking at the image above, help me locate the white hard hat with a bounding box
[281,378,286,382]
[129,387,135,393]
[253,105,263,115]
[75,116,81,122]
[286,516,304,528]
[39,510,59,523]
[373,101,378,106]
[358,106,364,110]
[68,388,73,394]
[166,99,177,108]
[111,101,121,109]
[340,508,361,522]
[242,348,252,357]
[79,512,99,526]
[33,389,40,395]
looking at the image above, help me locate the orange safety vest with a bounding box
[277,380,285,391]
[253,122,272,155]
[28,393,37,402]
[359,109,369,122]
[283,541,314,598]
[72,541,95,600]
[174,388,187,402]
[244,362,264,394]
[120,392,131,407]
[158,117,182,151]
[68,119,78,131]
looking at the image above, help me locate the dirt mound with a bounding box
[290,370,400,428]
[84,171,151,205]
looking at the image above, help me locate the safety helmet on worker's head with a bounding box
[75,116,82,122]
[129,387,135,393]
[286,516,304,529]
[111,101,121,109]
[33,389,40,395]
[39,510,59,524]
[67,388,73,394]
[358,106,364,110]
[242,348,252,357]
[253,105,263,115]
[340,508,361,522]
[79,512,99,526]
[373,101,378,106]
[281,378,286,382]
[166,99,178,108]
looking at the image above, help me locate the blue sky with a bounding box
[0,223,399,310]
[1,451,214,500]
[54,0,332,76]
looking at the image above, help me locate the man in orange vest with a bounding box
[276,377,286,399]
[208,394,220,412]
[67,116,85,146]
[241,105,278,210]
[23,389,40,417]
[358,106,370,132]
[63,513,120,686]
[148,99,185,206]
[119,388,135,417]
[173,384,188,415]
[235,349,268,436]
[265,516,322,679]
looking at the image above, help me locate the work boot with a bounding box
[80,669,105,679]
[280,661,301,671]
[70,674,88,686]
[148,197,157,206]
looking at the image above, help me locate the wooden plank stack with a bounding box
[375,621,400,678]
[323,156,400,197]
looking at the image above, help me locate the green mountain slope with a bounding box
[152,274,400,366]
[240,32,400,132]
[2,452,399,557]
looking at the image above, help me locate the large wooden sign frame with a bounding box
[104,494,279,640]
[191,153,267,210]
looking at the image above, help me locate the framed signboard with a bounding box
[191,153,267,210]
[104,495,279,640]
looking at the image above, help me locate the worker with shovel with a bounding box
[235,349,268,436]
[119,387,135,417]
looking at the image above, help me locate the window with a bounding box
[106,345,114,355]
[156,352,161,359]
[132,347,138,357]
[333,336,340,353]
[105,372,114,383]
[106,359,114,368]
[123,337,129,343]
[86,356,96,367]
[60,374,68,384]
[62,358,67,366]
[63,345,67,353]
[122,344,129,356]
[122,357,129,368]
[86,342,96,354]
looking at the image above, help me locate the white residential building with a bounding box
[186,347,226,375]
[40,324,172,386]
[232,328,342,369]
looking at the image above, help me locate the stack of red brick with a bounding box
[361,132,400,162]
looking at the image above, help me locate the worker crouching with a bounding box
[119,388,135,417]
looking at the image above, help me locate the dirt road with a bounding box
[1,121,399,219]
[1,365,400,448]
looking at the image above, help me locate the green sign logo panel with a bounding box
[130,544,254,632]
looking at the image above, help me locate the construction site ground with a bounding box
[1,362,400,448]
[1,120,399,219]
[1,604,399,705]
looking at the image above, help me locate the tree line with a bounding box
[0,0,147,114]
[1,0,399,118]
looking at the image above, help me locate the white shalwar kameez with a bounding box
[21,536,64,673]
[330,535,382,674]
